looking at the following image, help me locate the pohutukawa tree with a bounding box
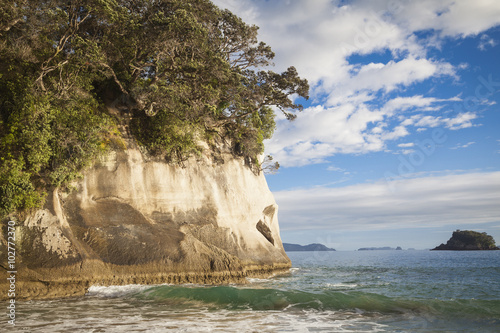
[0,0,309,215]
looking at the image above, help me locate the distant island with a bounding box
[432,230,499,251]
[358,246,403,251]
[283,243,336,252]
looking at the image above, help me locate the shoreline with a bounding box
[0,263,291,301]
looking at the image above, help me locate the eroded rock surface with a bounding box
[0,144,290,299]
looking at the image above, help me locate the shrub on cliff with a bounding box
[0,0,309,215]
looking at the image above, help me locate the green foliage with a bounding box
[47,96,112,187]
[0,159,44,216]
[451,230,497,249]
[131,109,201,162]
[88,0,308,160]
[0,90,112,214]
[434,230,499,250]
[0,0,309,216]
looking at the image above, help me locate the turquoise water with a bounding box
[15,251,500,332]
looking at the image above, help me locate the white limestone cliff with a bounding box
[1,142,290,299]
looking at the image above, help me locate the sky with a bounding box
[212,0,500,251]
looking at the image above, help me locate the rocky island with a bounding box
[0,0,309,300]
[283,243,336,252]
[432,230,499,251]
[358,247,403,251]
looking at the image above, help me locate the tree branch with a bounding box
[1,18,22,32]
[99,62,129,96]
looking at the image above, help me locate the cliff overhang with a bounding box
[0,142,290,300]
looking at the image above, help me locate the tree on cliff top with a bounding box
[0,0,309,216]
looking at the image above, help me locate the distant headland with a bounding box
[358,247,403,251]
[432,230,499,251]
[283,243,336,252]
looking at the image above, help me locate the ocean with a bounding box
[14,250,500,332]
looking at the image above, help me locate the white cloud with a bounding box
[266,105,478,167]
[444,112,478,130]
[265,106,478,167]
[479,34,498,50]
[402,112,478,130]
[213,0,429,85]
[213,0,500,82]
[383,95,461,114]
[326,57,455,106]
[400,149,415,155]
[451,142,476,149]
[398,143,415,148]
[265,104,389,166]
[326,165,344,172]
[379,0,500,38]
[413,115,442,128]
[210,0,259,24]
[274,171,500,232]
[212,0,498,167]
[380,125,409,140]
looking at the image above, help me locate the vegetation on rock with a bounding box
[0,0,309,216]
[283,243,336,252]
[432,230,499,251]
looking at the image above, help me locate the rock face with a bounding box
[0,142,290,300]
[432,230,499,251]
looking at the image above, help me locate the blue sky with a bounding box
[213,0,500,250]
